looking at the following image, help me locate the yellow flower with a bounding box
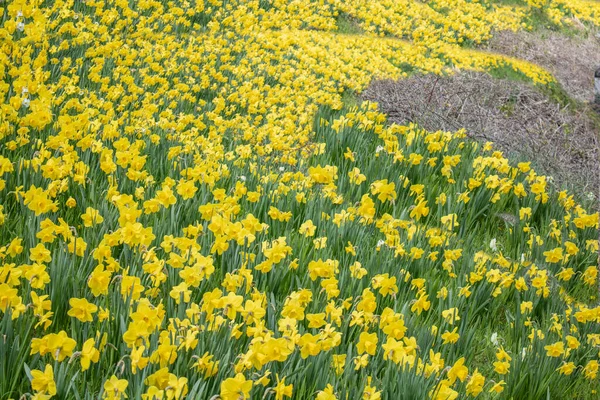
[448,357,468,383]
[273,375,293,400]
[169,282,191,304]
[176,179,198,200]
[441,308,460,325]
[255,371,271,387]
[431,380,457,400]
[544,341,564,357]
[348,168,366,185]
[193,352,219,378]
[156,186,177,208]
[410,293,430,315]
[247,191,260,202]
[29,243,52,263]
[493,360,510,375]
[441,327,460,345]
[103,375,128,399]
[357,331,378,355]
[440,214,459,230]
[81,207,104,227]
[409,197,429,220]
[370,179,396,203]
[489,380,505,393]
[22,185,58,216]
[582,266,598,286]
[583,360,598,380]
[68,297,98,323]
[268,207,292,222]
[165,374,188,399]
[34,330,76,361]
[332,354,346,375]
[565,335,580,350]
[31,364,56,396]
[313,237,327,249]
[354,354,369,370]
[556,362,575,375]
[316,384,338,400]
[519,207,532,220]
[80,338,100,371]
[220,373,252,400]
[517,162,531,172]
[88,266,112,297]
[350,262,367,279]
[466,369,485,396]
[344,147,355,161]
[362,376,381,400]
[0,283,21,312]
[130,345,149,374]
[542,247,563,264]
[436,193,447,205]
[520,301,533,314]
[309,164,338,185]
[564,241,578,255]
[299,220,316,237]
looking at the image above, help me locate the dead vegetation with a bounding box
[486,28,600,103]
[361,72,599,200]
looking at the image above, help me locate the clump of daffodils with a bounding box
[0,1,599,399]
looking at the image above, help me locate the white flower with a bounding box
[376,240,385,247]
[21,87,28,94]
[375,145,384,153]
[16,22,25,32]
[521,253,525,263]
[17,10,23,17]
[279,166,285,172]
[491,332,499,346]
[489,238,497,252]
[587,192,596,201]
[521,347,527,360]
[22,98,30,108]
[239,175,246,182]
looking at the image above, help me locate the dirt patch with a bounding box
[361,72,599,200]
[486,29,600,103]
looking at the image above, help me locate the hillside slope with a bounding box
[0,1,599,399]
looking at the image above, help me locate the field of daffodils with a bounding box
[1,0,599,399]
